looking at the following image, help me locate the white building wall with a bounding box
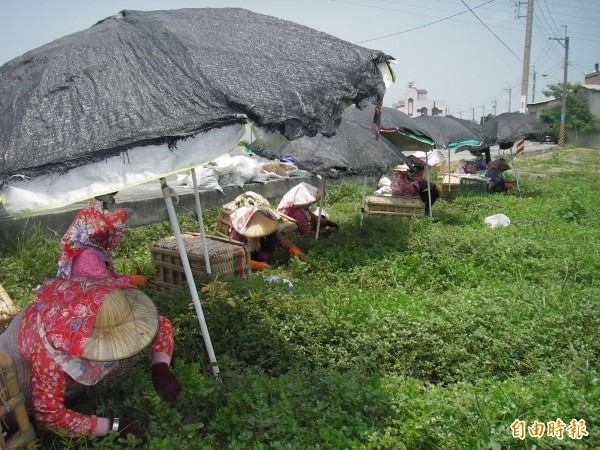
[393,83,447,117]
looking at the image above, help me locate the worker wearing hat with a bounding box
[390,163,421,197]
[0,280,180,440]
[390,156,440,215]
[484,157,512,193]
[229,206,305,270]
[276,182,338,237]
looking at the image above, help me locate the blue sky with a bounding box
[1,0,598,121]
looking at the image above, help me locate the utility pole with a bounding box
[504,86,512,112]
[520,0,534,113]
[472,107,475,122]
[481,105,485,123]
[492,98,497,115]
[551,26,569,146]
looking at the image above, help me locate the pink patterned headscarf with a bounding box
[57,201,127,278]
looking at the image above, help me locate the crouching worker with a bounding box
[276,182,338,237]
[0,280,180,440]
[484,158,512,193]
[391,159,440,215]
[57,198,148,287]
[229,206,304,270]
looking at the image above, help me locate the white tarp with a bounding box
[1,125,243,217]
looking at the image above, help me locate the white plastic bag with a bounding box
[377,176,391,188]
[181,166,223,192]
[484,213,510,228]
[313,207,329,219]
[374,186,392,196]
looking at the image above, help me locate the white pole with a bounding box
[447,147,451,193]
[160,178,220,378]
[314,175,326,240]
[191,169,212,277]
[360,175,367,229]
[425,150,432,217]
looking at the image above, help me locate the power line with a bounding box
[540,0,563,36]
[460,0,522,61]
[349,0,495,44]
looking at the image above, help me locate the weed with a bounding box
[2,148,599,449]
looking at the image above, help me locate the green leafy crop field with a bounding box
[1,147,598,449]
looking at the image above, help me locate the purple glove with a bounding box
[115,417,146,439]
[152,363,181,402]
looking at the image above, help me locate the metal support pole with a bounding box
[314,176,326,240]
[425,150,432,217]
[447,147,451,193]
[360,175,367,229]
[191,169,212,277]
[160,178,220,379]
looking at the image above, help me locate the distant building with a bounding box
[527,98,559,118]
[525,63,600,147]
[577,82,600,148]
[584,63,600,85]
[392,81,447,117]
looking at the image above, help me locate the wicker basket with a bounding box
[440,183,459,197]
[150,234,251,287]
[213,201,298,239]
[0,284,18,332]
[363,196,425,218]
[0,351,36,449]
[459,177,490,194]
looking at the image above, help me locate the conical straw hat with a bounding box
[277,182,319,209]
[82,288,159,361]
[488,157,511,171]
[230,206,280,238]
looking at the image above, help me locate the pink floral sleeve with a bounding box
[19,307,99,437]
[152,316,174,357]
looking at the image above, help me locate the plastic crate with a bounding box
[459,177,490,194]
[363,196,425,217]
[213,201,298,239]
[150,233,251,287]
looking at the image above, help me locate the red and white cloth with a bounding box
[276,182,318,211]
[390,170,422,198]
[229,205,279,236]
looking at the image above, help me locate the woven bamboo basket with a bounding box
[150,234,251,288]
[0,351,35,449]
[363,195,425,218]
[214,201,298,239]
[0,285,18,332]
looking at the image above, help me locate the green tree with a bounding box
[539,82,599,139]
[480,113,494,125]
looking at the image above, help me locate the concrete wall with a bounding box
[575,85,600,148]
[0,176,325,248]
